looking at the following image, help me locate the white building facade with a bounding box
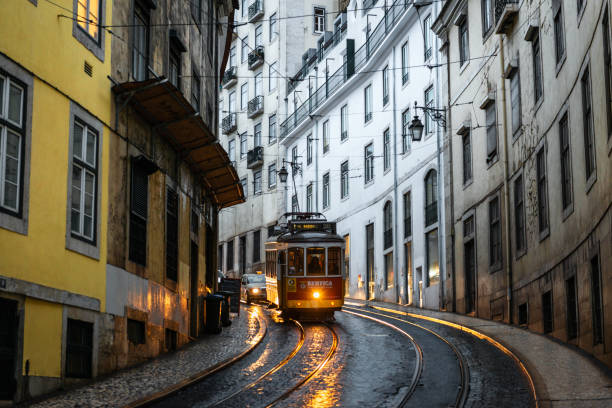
[280,0,447,309]
[218,0,339,278]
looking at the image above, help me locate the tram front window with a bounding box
[307,247,325,276]
[328,247,341,276]
[288,248,304,276]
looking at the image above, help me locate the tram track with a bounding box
[343,305,468,408]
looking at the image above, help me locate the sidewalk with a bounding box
[29,308,264,408]
[346,298,612,408]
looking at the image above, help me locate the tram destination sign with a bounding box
[289,220,336,234]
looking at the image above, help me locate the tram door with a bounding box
[277,250,286,307]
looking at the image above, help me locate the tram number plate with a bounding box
[287,278,297,292]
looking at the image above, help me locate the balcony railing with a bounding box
[248,0,264,22]
[248,47,264,70]
[494,0,519,34]
[425,201,438,227]
[247,146,264,169]
[404,216,411,238]
[222,66,237,88]
[222,113,237,134]
[384,229,393,250]
[247,95,263,118]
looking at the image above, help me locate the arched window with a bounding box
[425,170,438,227]
[383,201,393,249]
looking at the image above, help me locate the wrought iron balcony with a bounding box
[222,66,237,88]
[425,201,438,227]
[384,229,393,250]
[494,0,519,34]
[248,46,264,70]
[222,113,237,134]
[247,146,264,169]
[247,95,263,118]
[248,0,264,22]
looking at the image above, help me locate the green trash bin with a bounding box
[205,294,223,334]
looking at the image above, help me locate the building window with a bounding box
[253,170,262,194]
[566,275,578,340]
[270,12,278,41]
[486,102,497,161]
[254,122,262,147]
[269,114,277,143]
[314,7,325,33]
[166,188,178,282]
[536,148,549,235]
[241,176,247,198]
[424,15,432,61]
[559,113,573,211]
[253,230,260,263]
[240,83,248,110]
[481,0,493,35]
[269,61,278,92]
[77,0,101,42]
[383,201,392,250]
[169,49,181,88]
[425,169,437,227]
[603,9,612,139]
[591,255,603,345]
[239,235,246,274]
[192,0,202,23]
[489,196,502,269]
[229,45,236,68]
[462,130,472,184]
[291,194,299,212]
[385,252,393,290]
[191,70,200,112]
[425,86,434,134]
[254,72,263,96]
[459,18,469,66]
[255,24,263,47]
[127,319,145,345]
[402,108,410,154]
[518,303,528,325]
[532,32,543,104]
[382,66,389,105]
[383,129,390,171]
[426,229,439,286]
[542,290,553,334]
[307,135,313,165]
[240,133,247,158]
[364,85,372,123]
[66,319,93,378]
[403,191,411,238]
[292,145,298,174]
[226,240,234,271]
[241,36,249,63]
[323,120,330,153]
[341,160,349,198]
[132,2,149,81]
[228,139,235,162]
[306,183,313,212]
[508,70,522,135]
[553,0,566,65]
[229,91,236,113]
[581,67,596,181]
[464,215,476,313]
[341,104,348,140]
[268,163,276,188]
[514,175,525,254]
[364,143,374,183]
[322,172,330,209]
[129,161,148,266]
[401,41,409,84]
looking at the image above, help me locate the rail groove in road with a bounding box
[342,309,424,407]
[344,306,468,408]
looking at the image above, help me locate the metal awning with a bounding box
[112,79,244,208]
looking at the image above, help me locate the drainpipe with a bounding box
[392,44,400,304]
[434,1,445,311]
[445,34,457,313]
[499,37,513,323]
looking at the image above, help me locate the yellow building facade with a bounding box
[0,0,112,401]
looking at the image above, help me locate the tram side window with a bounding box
[278,250,286,277]
[288,248,304,276]
[307,247,325,276]
[328,247,341,276]
[266,250,276,278]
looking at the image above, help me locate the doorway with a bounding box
[190,241,199,337]
[405,242,413,305]
[0,298,18,400]
[464,240,476,313]
[366,223,375,300]
[239,236,246,275]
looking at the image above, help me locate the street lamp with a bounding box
[279,158,302,212]
[408,100,446,142]
[278,165,288,183]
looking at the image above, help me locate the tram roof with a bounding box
[272,230,345,244]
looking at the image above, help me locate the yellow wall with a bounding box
[23,298,63,378]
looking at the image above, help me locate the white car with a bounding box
[241,273,267,304]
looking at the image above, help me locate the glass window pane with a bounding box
[71,209,81,233]
[3,181,17,209]
[306,247,325,276]
[0,76,4,117]
[288,247,304,276]
[328,247,341,276]
[86,129,96,166]
[8,84,23,125]
[74,123,84,160]
[88,0,100,40]
[77,0,87,30]
[84,215,93,238]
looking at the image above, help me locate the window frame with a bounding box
[559,112,573,218]
[382,65,389,106]
[536,146,550,239]
[270,12,278,42]
[383,128,391,172]
[488,194,502,272]
[340,160,349,199]
[581,66,596,188]
[509,69,522,136]
[253,169,262,194]
[322,120,330,154]
[73,0,106,61]
[322,172,330,209]
[191,68,201,112]
[132,1,150,81]
[314,7,326,33]
[364,85,372,123]
[481,0,493,36]
[553,0,566,67]
[458,17,469,67]
[401,41,409,84]
[532,32,543,105]
[461,129,472,185]
[268,114,277,144]
[402,108,410,154]
[268,163,276,188]
[340,104,348,141]
[364,143,374,183]
[513,173,526,258]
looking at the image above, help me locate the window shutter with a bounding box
[486,105,497,158]
[166,188,178,281]
[129,162,149,265]
[131,164,148,218]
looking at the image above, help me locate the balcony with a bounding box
[222,113,237,134]
[248,46,264,70]
[247,146,264,169]
[247,95,263,118]
[384,229,393,250]
[222,66,237,88]
[248,0,264,22]
[425,201,438,227]
[494,0,519,34]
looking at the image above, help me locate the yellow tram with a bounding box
[265,213,345,320]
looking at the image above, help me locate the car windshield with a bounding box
[247,275,266,284]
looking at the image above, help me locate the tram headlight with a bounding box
[313,291,320,299]
[252,288,259,294]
